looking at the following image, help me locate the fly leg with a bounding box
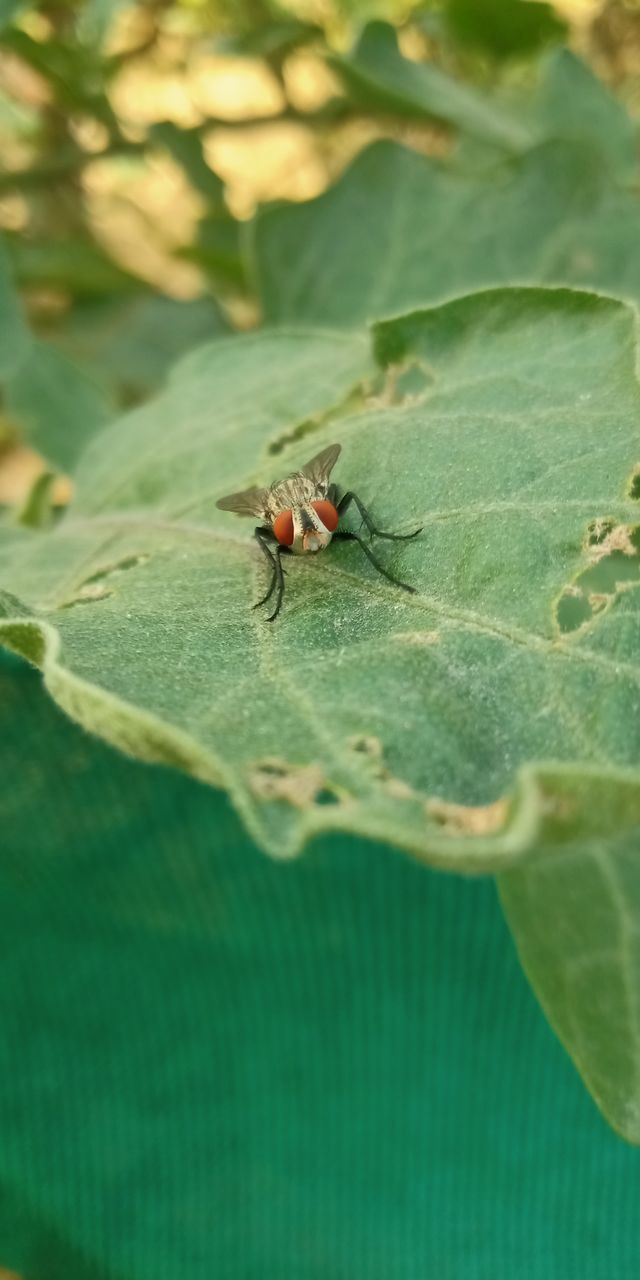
[253,528,277,607]
[253,528,288,621]
[265,547,288,621]
[333,530,416,593]
[337,491,422,541]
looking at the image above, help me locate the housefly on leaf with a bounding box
[216,443,422,621]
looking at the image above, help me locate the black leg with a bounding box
[337,490,422,541]
[266,548,287,621]
[253,528,278,607]
[253,528,287,620]
[333,530,416,593]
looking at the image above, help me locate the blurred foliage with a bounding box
[0,2,635,341]
[0,0,635,449]
[444,0,567,60]
[0,0,636,467]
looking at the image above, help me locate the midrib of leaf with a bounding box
[31,506,640,700]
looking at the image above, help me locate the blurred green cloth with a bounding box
[1,653,638,1279]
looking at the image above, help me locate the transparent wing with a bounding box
[298,442,342,487]
[216,486,270,518]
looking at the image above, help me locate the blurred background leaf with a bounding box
[5,339,113,471]
[0,240,28,377]
[444,0,567,60]
[0,0,24,32]
[530,46,638,172]
[251,134,640,326]
[76,0,138,47]
[330,20,533,148]
[44,292,228,404]
[4,237,144,298]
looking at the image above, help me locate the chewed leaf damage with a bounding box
[555,519,639,635]
[249,758,343,809]
[59,554,150,609]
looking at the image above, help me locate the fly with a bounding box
[216,443,421,621]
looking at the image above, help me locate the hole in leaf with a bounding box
[251,760,288,778]
[586,547,640,592]
[314,787,340,806]
[268,423,310,457]
[556,589,593,634]
[249,758,335,809]
[557,521,639,634]
[267,383,368,456]
[426,796,508,836]
[586,517,615,547]
[395,362,434,402]
[347,733,416,800]
[60,553,150,609]
[629,467,640,501]
[348,734,383,758]
[60,584,113,609]
[82,553,150,587]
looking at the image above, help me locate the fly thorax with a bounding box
[293,505,333,554]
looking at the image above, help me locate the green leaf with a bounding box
[0,236,114,473]
[150,122,226,205]
[6,340,114,473]
[499,828,640,1143]
[148,128,247,292]
[530,48,637,176]
[184,215,248,292]
[0,236,29,379]
[0,28,118,123]
[76,0,136,46]
[445,0,566,60]
[15,468,56,528]
[45,294,228,405]
[252,138,640,327]
[330,21,532,150]
[219,15,321,59]
[1,288,639,858]
[6,235,143,298]
[330,26,631,169]
[0,0,24,30]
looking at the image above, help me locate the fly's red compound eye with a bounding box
[273,509,295,546]
[311,500,339,531]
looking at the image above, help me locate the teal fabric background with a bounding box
[1,653,639,1279]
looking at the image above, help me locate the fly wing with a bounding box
[299,443,342,488]
[216,485,270,518]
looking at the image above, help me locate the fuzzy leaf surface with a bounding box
[0,290,638,867]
